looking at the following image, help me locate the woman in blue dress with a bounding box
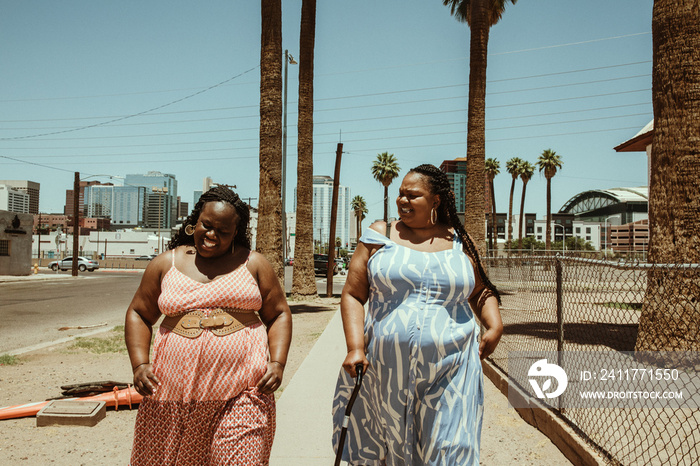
[332,164,503,465]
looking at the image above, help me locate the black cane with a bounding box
[334,363,364,466]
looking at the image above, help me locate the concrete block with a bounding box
[36,400,106,427]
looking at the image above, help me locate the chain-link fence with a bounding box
[484,255,700,465]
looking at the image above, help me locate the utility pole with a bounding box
[37,213,42,260]
[72,172,80,276]
[326,143,343,297]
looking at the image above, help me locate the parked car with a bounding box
[314,254,339,276]
[136,254,157,261]
[48,256,100,272]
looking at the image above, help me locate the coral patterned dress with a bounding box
[130,250,274,466]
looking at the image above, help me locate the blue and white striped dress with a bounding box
[332,227,484,465]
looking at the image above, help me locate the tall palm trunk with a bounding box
[507,176,516,247]
[464,0,489,255]
[291,0,318,299]
[545,176,552,252]
[635,0,700,356]
[257,0,283,282]
[489,178,497,255]
[383,184,389,223]
[518,179,529,250]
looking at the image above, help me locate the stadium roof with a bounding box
[559,187,648,215]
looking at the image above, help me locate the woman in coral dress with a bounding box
[125,186,292,465]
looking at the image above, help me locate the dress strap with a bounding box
[171,249,176,266]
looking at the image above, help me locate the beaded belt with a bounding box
[160,308,261,338]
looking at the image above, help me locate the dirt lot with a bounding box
[0,298,338,465]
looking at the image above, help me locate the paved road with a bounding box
[1,266,346,355]
[0,271,142,354]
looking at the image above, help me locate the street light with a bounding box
[281,49,298,263]
[553,223,566,255]
[152,186,168,253]
[604,214,621,258]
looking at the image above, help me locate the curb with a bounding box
[482,359,607,466]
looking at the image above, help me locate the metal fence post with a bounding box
[555,256,564,356]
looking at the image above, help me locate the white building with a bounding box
[301,175,351,251]
[0,185,30,213]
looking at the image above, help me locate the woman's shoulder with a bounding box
[360,222,391,245]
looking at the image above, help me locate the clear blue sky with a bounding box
[1,0,653,227]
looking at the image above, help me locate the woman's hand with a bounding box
[257,361,284,394]
[479,326,503,360]
[133,363,160,396]
[342,349,369,378]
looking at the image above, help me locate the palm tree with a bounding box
[350,195,368,241]
[505,157,523,248]
[485,157,500,253]
[517,161,535,250]
[371,152,400,223]
[442,0,517,255]
[291,0,318,299]
[635,0,700,357]
[257,0,283,282]
[536,149,563,252]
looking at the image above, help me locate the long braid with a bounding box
[409,164,501,304]
[168,186,251,251]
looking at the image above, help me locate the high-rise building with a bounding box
[84,184,146,227]
[301,175,351,251]
[0,184,30,213]
[0,180,39,214]
[439,158,490,214]
[125,172,178,229]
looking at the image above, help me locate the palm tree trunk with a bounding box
[464,0,490,256]
[545,177,552,252]
[635,0,700,356]
[508,177,516,247]
[490,179,497,256]
[291,0,318,299]
[383,185,389,223]
[518,180,528,250]
[257,0,284,282]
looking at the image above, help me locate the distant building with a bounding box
[439,157,490,215]
[0,180,40,214]
[65,180,103,217]
[610,219,649,253]
[0,185,30,213]
[84,184,146,228]
[300,175,351,251]
[125,172,178,229]
[558,187,648,225]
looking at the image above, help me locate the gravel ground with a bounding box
[0,298,338,465]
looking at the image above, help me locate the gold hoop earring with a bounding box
[431,208,437,225]
[185,224,195,236]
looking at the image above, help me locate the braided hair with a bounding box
[168,186,251,251]
[408,164,501,304]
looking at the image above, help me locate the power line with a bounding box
[0,67,259,141]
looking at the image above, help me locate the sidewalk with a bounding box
[270,310,580,466]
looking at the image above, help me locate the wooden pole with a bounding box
[72,172,80,276]
[326,143,343,297]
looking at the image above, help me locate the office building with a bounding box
[302,175,351,251]
[0,180,39,214]
[125,172,178,229]
[84,184,147,227]
[0,184,30,213]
